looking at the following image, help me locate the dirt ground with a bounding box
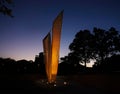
[0,74,119,94]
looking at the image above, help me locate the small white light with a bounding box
[64,81,67,85]
[46,81,49,84]
[54,84,56,87]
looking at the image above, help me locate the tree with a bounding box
[93,27,120,65]
[0,0,14,17]
[60,54,81,74]
[69,30,95,67]
[69,27,120,68]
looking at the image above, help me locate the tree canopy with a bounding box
[62,27,120,68]
[0,0,13,17]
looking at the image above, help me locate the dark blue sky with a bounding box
[0,0,120,61]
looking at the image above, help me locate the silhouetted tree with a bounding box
[16,59,32,73]
[68,27,120,70]
[0,57,35,74]
[0,0,14,17]
[93,27,120,66]
[59,55,80,75]
[0,57,16,73]
[69,30,95,67]
[99,54,120,72]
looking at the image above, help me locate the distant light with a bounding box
[54,84,56,87]
[46,81,49,84]
[64,81,67,85]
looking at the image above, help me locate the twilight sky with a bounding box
[0,0,120,62]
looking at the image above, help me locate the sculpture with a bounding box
[43,11,63,83]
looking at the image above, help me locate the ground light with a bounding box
[35,76,70,89]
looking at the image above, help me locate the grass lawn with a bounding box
[0,74,119,94]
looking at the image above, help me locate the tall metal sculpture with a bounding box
[43,11,63,83]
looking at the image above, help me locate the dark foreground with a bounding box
[0,74,120,94]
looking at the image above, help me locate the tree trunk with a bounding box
[84,60,87,67]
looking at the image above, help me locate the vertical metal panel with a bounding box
[51,11,63,80]
[43,32,51,81]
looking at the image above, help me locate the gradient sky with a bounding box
[0,0,120,62]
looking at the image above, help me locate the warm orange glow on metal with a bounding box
[43,32,52,82]
[51,11,63,82]
[43,11,63,83]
